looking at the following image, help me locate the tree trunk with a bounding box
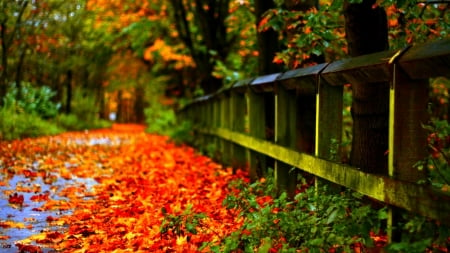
[117,90,123,123]
[65,70,73,114]
[0,22,8,103]
[134,84,146,124]
[200,72,222,95]
[344,0,389,174]
[15,46,27,100]
[255,0,282,75]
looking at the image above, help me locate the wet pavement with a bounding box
[1,167,97,252]
[0,133,119,252]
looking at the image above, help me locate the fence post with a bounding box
[246,88,268,180]
[248,74,279,180]
[205,96,214,154]
[315,75,343,191]
[219,90,232,166]
[193,101,204,148]
[230,82,249,170]
[274,82,298,196]
[388,48,429,242]
[212,96,221,160]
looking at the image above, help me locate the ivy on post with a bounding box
[247,74,277,181]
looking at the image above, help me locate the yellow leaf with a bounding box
[176,235,188,246]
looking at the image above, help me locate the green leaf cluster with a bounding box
[415,118,450,190]
[217,173,387,252]
[386,213,450,253]
[145,105,193,144]
[0,107,64,140]
[160,204,207,237]
[3,82,61,119]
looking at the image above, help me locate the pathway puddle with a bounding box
[0,136,112,252]
[1,173,97,252]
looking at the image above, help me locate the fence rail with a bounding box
[177,38,450,226]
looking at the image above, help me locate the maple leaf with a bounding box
[8,192,24,206]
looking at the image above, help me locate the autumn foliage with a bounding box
[0,124,246,252]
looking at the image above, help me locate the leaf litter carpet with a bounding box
[0,124,246,252]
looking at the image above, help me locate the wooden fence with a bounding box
[177,38,450,229]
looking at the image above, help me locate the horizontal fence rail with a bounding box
[177,38,450,225]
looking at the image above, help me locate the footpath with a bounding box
[0,124,245,252]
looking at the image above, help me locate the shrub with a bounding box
[414,119,450,190]
[145,105,193,144]
[57,89,111,131]
[0,107,63,140]
[3,82,60,119]
[205,173,388,253]
[206,172,450,253]
[69,90,100,123]
[55,113,111,131]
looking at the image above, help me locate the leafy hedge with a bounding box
[0,83,111,141]
[0,107,64,140]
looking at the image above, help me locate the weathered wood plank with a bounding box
[232,77,254,93]
[250,73,281,93]
[198,127,450,224]
[278,63,327,92]
[321,50,397,85]
[398,38,450,79]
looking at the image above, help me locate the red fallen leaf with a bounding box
[22,170,38,178]
[30,193,49,202]
[45,231,63,240]
[15,243,43,253]
[256,195,273,207]
[8,192,24,206]
[46,216,58,222]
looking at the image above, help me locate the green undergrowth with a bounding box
[202,171,449,253]
[205,173,387,253]
[0,84,112,141]
[55,113,111,131]
[0,107,111,141]
[145,105,193,144]
[155,169,449,252]
[0,107,64,140]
